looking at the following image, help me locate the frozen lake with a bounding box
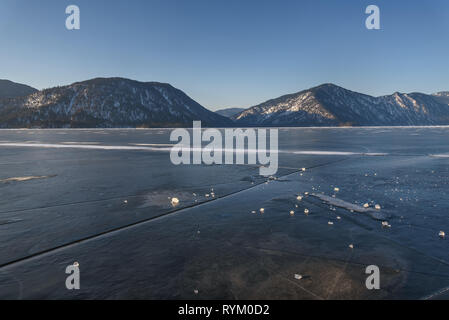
[0,127,448,299]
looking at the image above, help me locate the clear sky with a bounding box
[1,0,448,110]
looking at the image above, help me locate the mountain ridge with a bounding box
[0,79,448,128]
[215,107,245,118]
[0,77,231,128]
[432,91,449,105]
[0,80,37,99]
[233,83,449,127]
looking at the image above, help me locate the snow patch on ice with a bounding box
[0,143,388,158]
[0,143,174,152]
[0,175,56,183]
[430,154,449,158]
[310,193,389,221]
[293,151,388,156]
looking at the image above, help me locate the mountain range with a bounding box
[0,78,230,128]
[215,108,245,118]
[0,78,448,128]
[233,84,449,126]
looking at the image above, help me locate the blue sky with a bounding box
[1,0,448,110]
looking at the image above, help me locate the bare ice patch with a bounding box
[0,219,23,226]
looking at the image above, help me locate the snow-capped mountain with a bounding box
[233,84,449,126]
[215,108,245,118]
[0,78,231,128]
[0,80,37,99]
[1,80,448,128]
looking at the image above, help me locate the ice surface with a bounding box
[0,127,449,299]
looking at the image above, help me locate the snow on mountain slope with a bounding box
[0,78,231,128]
[1,80,448,128]
[234,84,449,126]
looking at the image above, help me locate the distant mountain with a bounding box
[215,108,245,118]
[233,84,449,126]
[1,80,448,128]
[0,80,37,99]
[0,78,232,128]
[433,92,449,105]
